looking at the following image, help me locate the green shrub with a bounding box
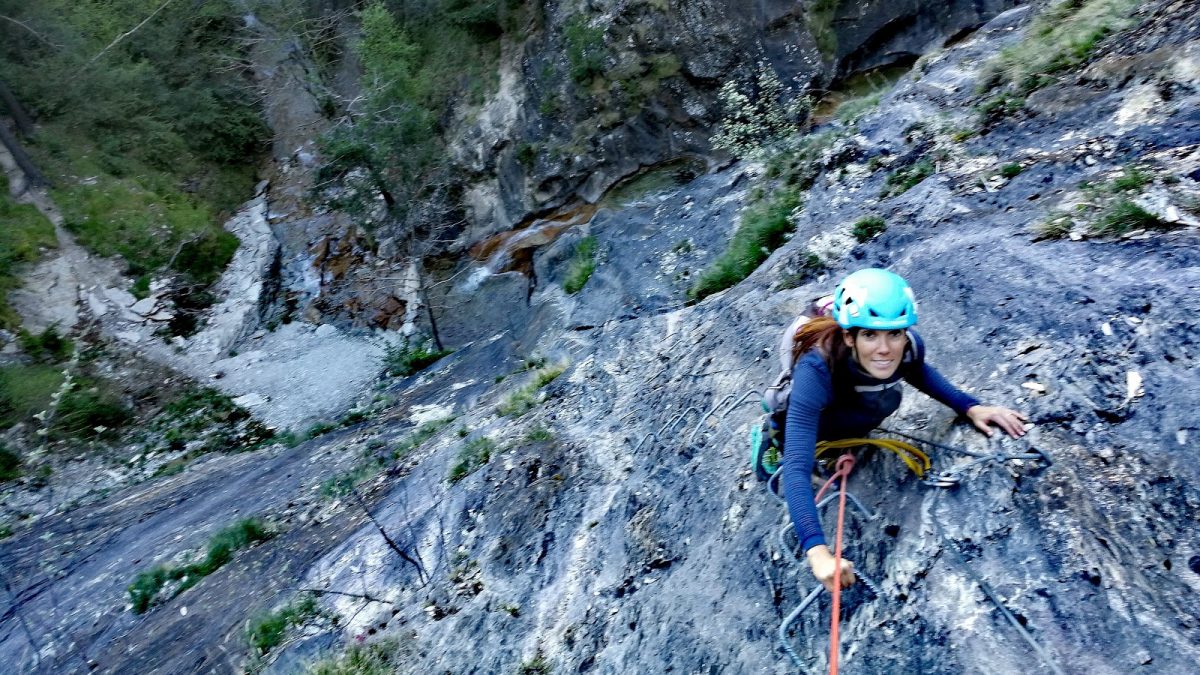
[881,159,935,198]
[563,236,598,294]
[851,216,887,242]
[307,638,404,675]
[524,426,554,442]
[248,595,321,654]
[689,187,803,302]
[834,92,882,124]
[53,380,132,439]
[0,446,21,481]
[1091,200,1167,236]
[0,175,57,329]
[1000,163,1024,179]
[0,364,63,428]
[129,517,274,613]
[564,15,607,84]
[497,365,565,417]
[807,0,840,59]
[448,436,496,483]
[17,326,72,363]
[305,421,338,440]
[1109,165,1151,192]
[977,93,1025,125]
[981,0,1140,96]
[382,340,453,377]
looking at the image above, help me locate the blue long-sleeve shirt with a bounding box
[781,330,979,552]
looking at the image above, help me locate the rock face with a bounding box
[3,2,1200,674]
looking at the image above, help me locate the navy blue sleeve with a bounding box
[782,351,834,553]
[904,360,980,416]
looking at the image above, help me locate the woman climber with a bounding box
[781,268,1028,593]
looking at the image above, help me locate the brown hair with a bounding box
[791,316,852,368]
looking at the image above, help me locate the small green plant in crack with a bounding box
[881,159,935,198]
[381,339,453,378]
[518,653,553,675]
[448,436,496,483]
[1091,200,1167,236]
[1000,163,1024,179]
[851,216,887,242]
[129,518,275,614]
[1033,212,1075,240]
[246,594,334,655]
[563,236,598,295]
[497,364,566,417]
[777,251,826,290]
[524,425,554,443]
[1108,165,1151,192]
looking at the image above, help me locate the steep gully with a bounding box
[3,3,1200,674]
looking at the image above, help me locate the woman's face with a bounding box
[843,328,907,379]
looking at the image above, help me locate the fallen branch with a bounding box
[294,587,394,605]
[350,488,428,584]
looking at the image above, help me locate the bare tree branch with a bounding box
[89,0,177,65]
[0,14,59,48]
[350,488,428,584]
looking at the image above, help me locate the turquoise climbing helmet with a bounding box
[831,268,918,330]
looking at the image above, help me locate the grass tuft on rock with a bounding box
[247,595,323,654]
[448,436,496,483]
[382,340,453,378]
[128,517,274,613]
[0,175,57,330]
[563,236,598,295]
[689,187,802,302]
[307,638,405,675]
[851,216,887,242]
[1091,200,1167,236]
[881,159,935,198]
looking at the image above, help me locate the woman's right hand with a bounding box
[806,544,856,593]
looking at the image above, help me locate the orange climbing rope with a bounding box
[814,453,856,675]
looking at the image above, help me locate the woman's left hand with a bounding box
[966,405,1029,438]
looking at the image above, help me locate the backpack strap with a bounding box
[904,328,925,364]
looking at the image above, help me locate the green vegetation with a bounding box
[1109,165,1151,192]
[248,595,325,654]
[712,64,809,159]
[53,377,132,440]
[834,92,882,124]
[0,1,265,306]
[0,176,56,329]
[1000,163,1024,179]
[564,15,607,85]
[518,654,553,675]
[317,1,529,220]
[306,421,338,440]
[851,216,887,242]
[881,159,935,198]
[807,0,840,60]
[981,0,1140,96]
[497,364,566,417]
[306,638,404,675]
[448,436,496,483]
[0,363,63,430]
[524,426,554,443]
[17,325,72,363]
[321,418,453,498]
[977,93,1026,126]
[1034,212,1075,239]
[382,339,453,378]
[0,445,21,482]
[688,187,803,302]
[778,251,826,290]
[563,236,598,294]
[1092,200,1167,236]
[0,523,11,540]
[129,518,274,614]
